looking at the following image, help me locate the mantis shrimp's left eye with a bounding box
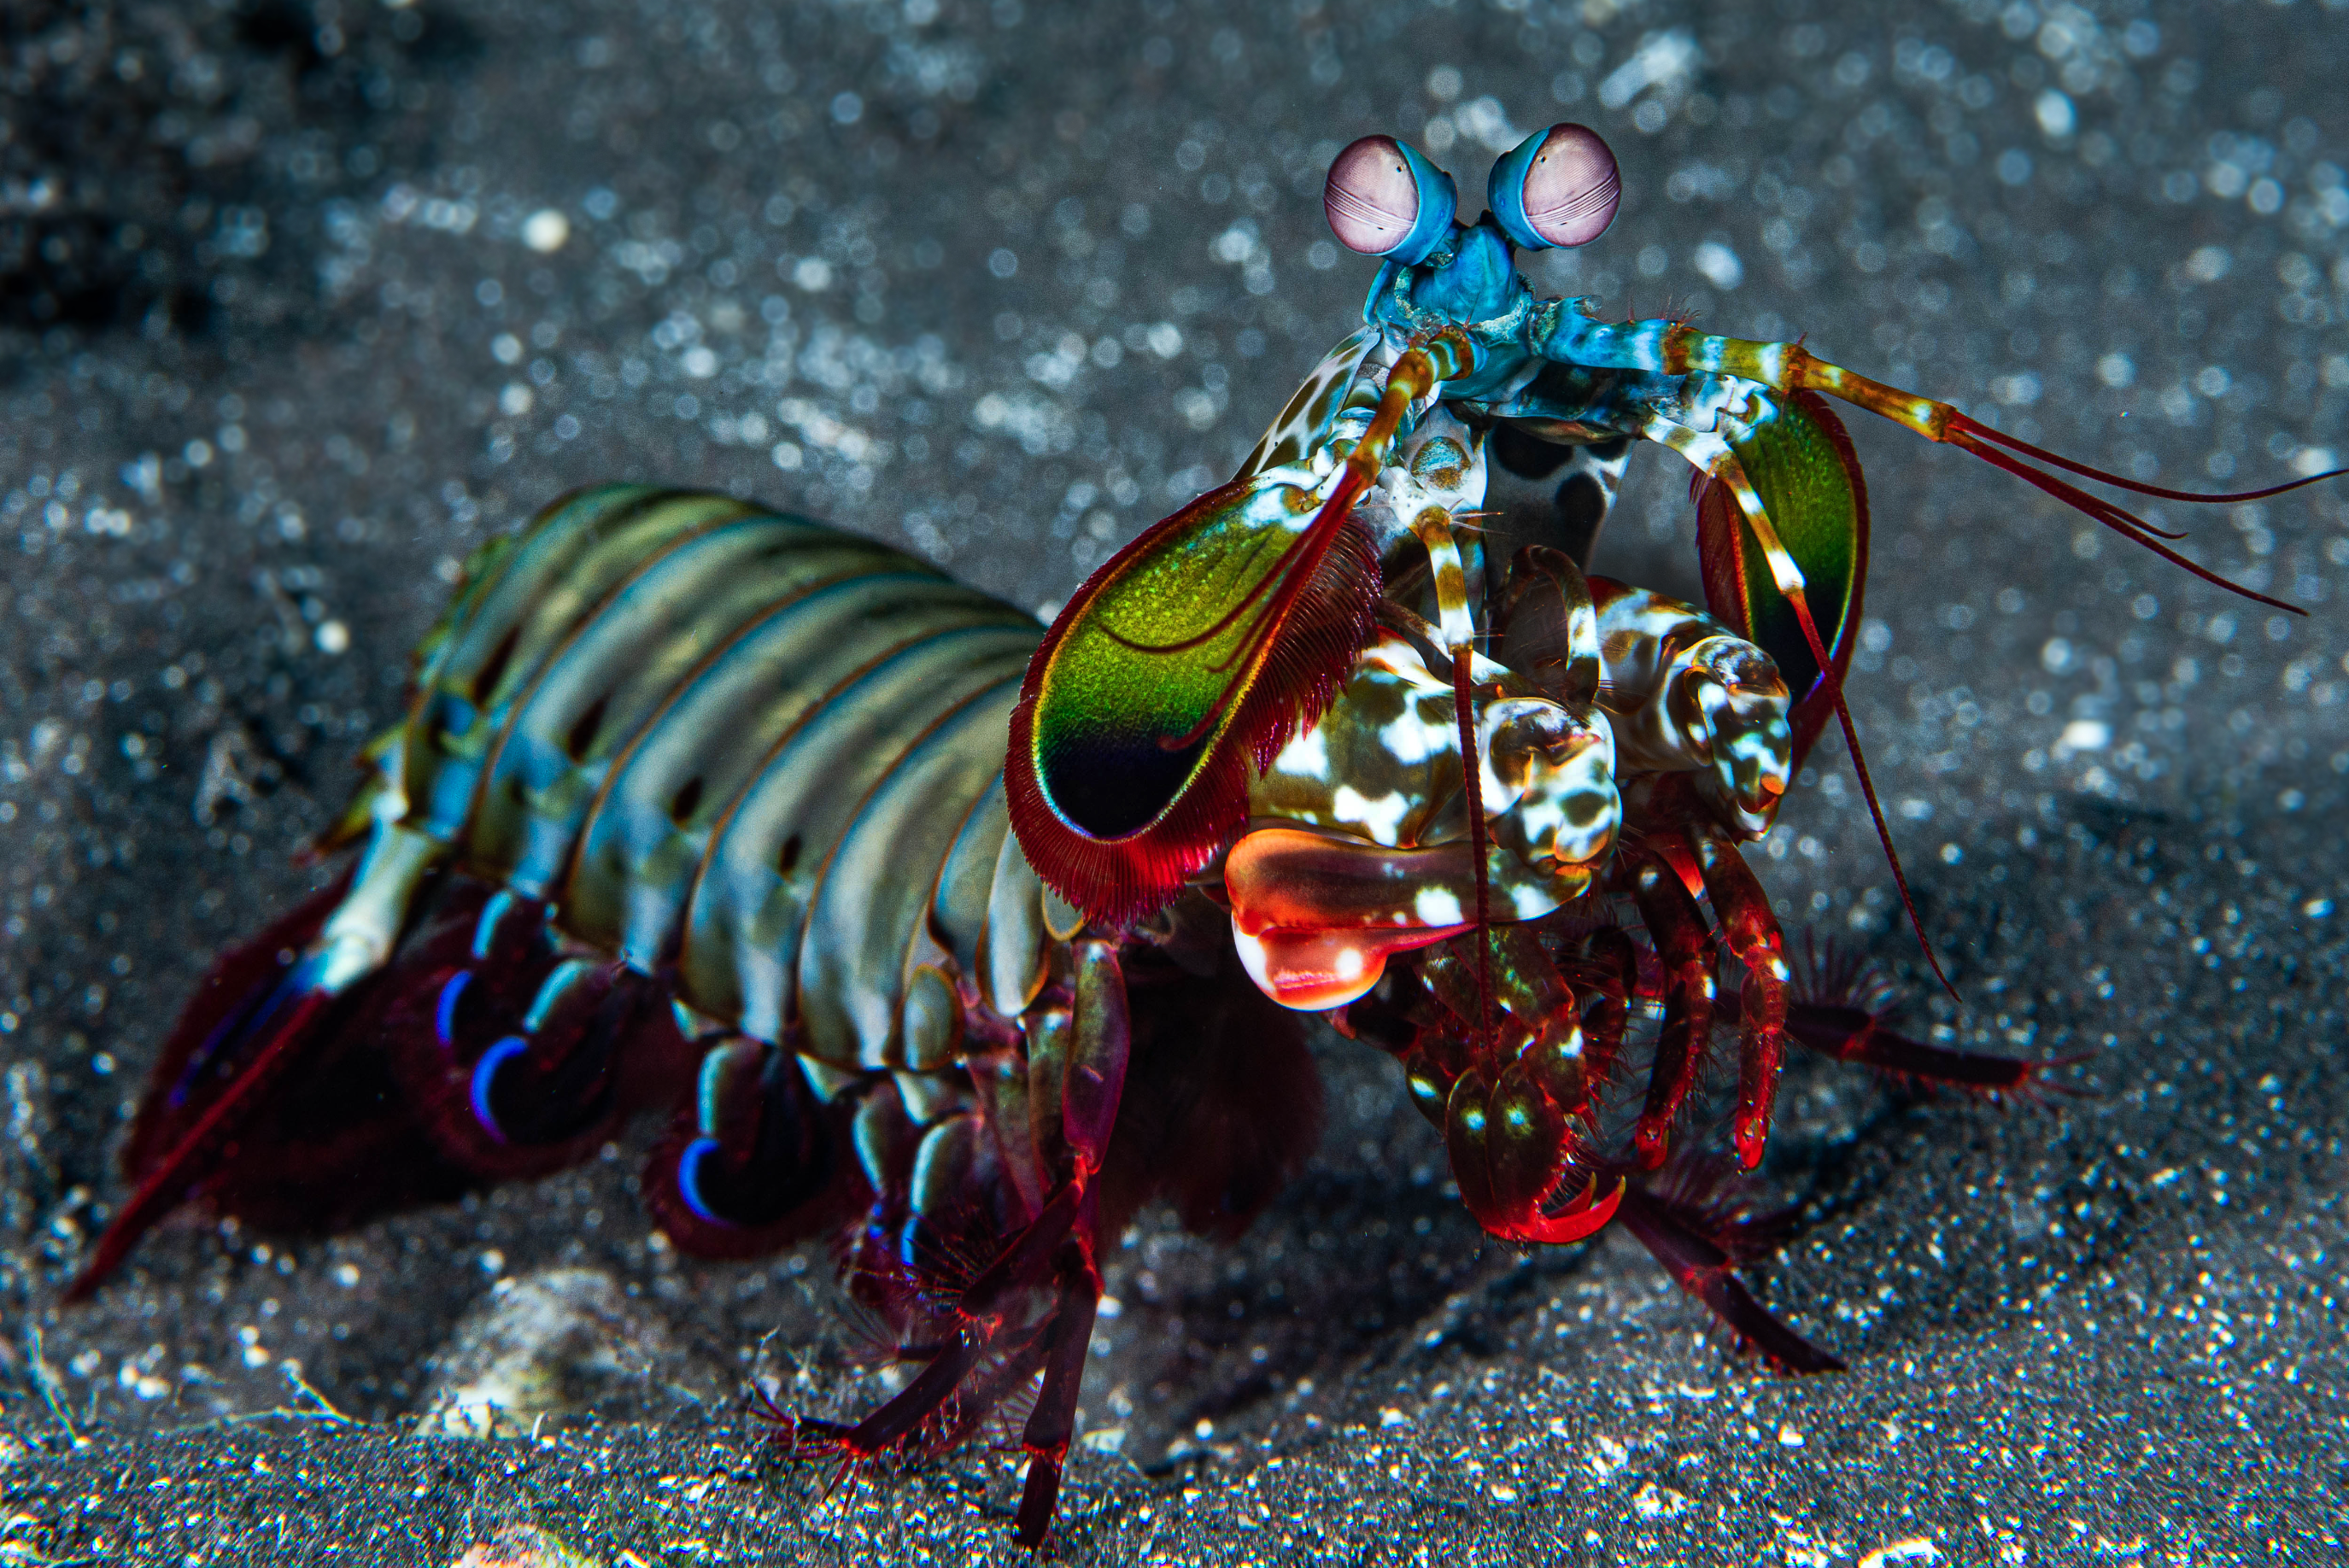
[1323,134,1458,266]
[1488,122,1620,250]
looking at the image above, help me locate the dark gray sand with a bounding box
[3,2,2346,1562]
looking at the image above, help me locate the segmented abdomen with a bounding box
[391,485,1044,1069]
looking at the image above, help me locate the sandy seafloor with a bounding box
[3,0,2347,1562]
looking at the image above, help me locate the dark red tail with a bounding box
[69,876,367,1300]
[69,870,701,1303]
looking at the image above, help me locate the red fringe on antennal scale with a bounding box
[1005,482,1381,926]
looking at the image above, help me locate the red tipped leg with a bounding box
[1615,1178,1843,1373]
[1685,829,1791,1169]
[1785,1001,2053,1096]
[1014,1249,1103,1548]
[1627,855,1713,1168]
[784,938,1134,1551]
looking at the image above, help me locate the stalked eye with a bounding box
[1323,135,1458,266]
[1488,123,1620,250]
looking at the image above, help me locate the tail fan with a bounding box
[70,869,705,1303]
[69,876,363,1301]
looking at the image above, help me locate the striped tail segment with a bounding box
[73,487,981,1294]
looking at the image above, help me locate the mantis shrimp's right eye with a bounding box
[1488,122,1620,250]
[1323,135,1458,266]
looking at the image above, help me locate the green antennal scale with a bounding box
[1006,474,1380,926]
[1009,325,1478,927]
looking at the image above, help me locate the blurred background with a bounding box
[3,2,2345,1560]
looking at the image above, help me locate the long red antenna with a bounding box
[1953,412,2343,506]
[1756,556,1958,1000]
[1944,413,2317,615]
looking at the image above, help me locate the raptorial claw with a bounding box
[1433,988,1625,1251]
[1626,852,1714,1170]
[1586,581,1791,840]
[1684,828,1792,1171]
[1498,1173,1626,1245]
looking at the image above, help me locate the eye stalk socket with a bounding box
[1323,135,1458,266]
[1488,123,1620,250]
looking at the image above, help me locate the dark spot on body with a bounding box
[778,834,803,876]
[564,693,610,762]
[670,776,705,825]
[1556,472,1608,534]
[1492,424,1572,480]
[472,627,521,705]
